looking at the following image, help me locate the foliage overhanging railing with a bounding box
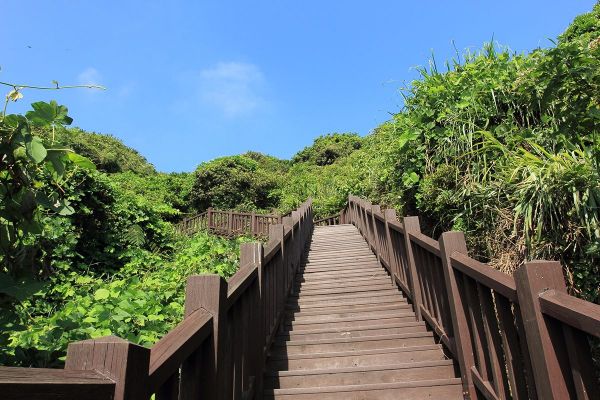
[0,199,314,400]
[176,208,284,237]
[342,195,600,400]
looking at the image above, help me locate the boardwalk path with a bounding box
[264,224,463,399]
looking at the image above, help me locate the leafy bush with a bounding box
[109,171,195,218]
[292,133,362,166]
[1,232,251,367]
[38,127,156,175]
[277,3,600,304]
[191,154,283,212]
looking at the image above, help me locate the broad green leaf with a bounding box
[26,100,73,126]
[66,152,96,170]
[25,137,47,163]
[94,288,110,300]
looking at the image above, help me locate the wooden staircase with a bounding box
[263,224,464,399]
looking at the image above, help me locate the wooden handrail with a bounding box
[175,208,285,237]
[539,289,600,336]
[313,214,341,226]
[0,199,314,400]
[0,367,115,399]
[343,194,600,400]
[450,252,517,302]
[148,309,213,392]
[3,193,599,400]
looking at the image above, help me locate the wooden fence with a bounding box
[0,199,314,400]
[313,213,344,226]
[343,195,600,400]
[176,208,284,237]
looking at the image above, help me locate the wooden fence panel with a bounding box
[344,195,600,400]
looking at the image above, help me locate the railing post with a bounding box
[207,207,213,231]
[514,261,574,399]
[439,231,477,400]
[363,200,373,246]
[182,275,228,400]
[228,210,234,235]
[251,211,257,236]
[269,224,286,334]
[65,336,150,400]
[283,216,296,292]
[371,205,382,264]
[383,209,397,285]
[240,242,265,400]
[402,216,424,321]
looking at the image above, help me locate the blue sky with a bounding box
[1,1,596,172]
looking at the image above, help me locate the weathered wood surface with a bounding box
[176,208,285,237]
[263,224,463,399]
[343,195,600,400]
[2,194,600,400]
[0,367,115,400]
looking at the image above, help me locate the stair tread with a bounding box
[263,224,461,399]
[265,378,462,394]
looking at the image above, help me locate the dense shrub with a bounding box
[278,3,600,303]
[39,127,156,175]
[1,232,251,367]
[292,133,362,166]
[190,154,283,212]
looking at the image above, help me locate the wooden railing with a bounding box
[313,213,344,226]
[176,208,284,237]
[343,194,600,400]
[0,199,314,400]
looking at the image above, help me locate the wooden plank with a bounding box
[65,336,150,400]
[514,261,573,399]
[149,309,213,390]
[539,289,600,336]
[0,367,115,400]
[182,275,228,400]
[450,252,517,302]
[438,231,477,400]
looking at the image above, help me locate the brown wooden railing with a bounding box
[313,213,344,226]
[0,199,313,400]
[342,195,600,400]
[176,208,284,237]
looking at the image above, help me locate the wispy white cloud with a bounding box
[116,82,135,98]
[77,67,102,86]
[197,62,267,117]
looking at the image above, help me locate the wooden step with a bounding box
[286,309,414,325]
[263,379,463,399]
[286,293,404,310]
[277,321,427,341]
[285,302,410,317]
[294,274,390,287]
[264,360,457,389]
[266,344,449,370]
[272,332,436,355]
[295,268,385,279]
[288,289,401,304]
[262,224,461,399]
[302,255,376,265]
[285,307,410,324]
[292,283,394,297]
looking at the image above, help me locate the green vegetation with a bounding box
[1,231,249,367]
[0,95,244,367]
[277,4,600,304]
[2,2,599,369]
[191,152,287,212]
[38,127,156,175]
[292,133,362,166]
